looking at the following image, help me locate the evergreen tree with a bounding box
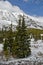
[3,23,14,58]
[13,15,31,58]
[3,25,10,60]
[12,19,22,58]
[7,23,14,55]
[3,38,10,60]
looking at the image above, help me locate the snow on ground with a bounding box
[0,44,3,52]
[0,39,43,64]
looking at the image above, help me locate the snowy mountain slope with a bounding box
[0,0,43,30]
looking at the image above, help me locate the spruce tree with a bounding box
[3,38,10,60]
[13,19,22,58]
[3,26,10,60]
[13,15,31,58]
[7,23,14,55]
[3,23,14,58]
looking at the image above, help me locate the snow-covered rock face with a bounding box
[0,0,43,30]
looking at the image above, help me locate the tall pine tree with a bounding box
[13,15,31,58]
